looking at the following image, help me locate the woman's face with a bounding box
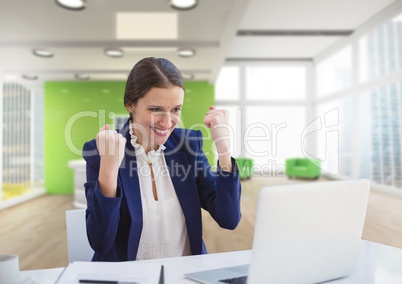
[128,85,184,152]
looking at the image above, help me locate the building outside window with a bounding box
[1,83,44,205]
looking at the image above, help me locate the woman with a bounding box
[82,57,241,261]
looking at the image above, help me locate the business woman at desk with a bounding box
[82,57,241,262]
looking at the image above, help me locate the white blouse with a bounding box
[129,131,191,260]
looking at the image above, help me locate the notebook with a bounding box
[55,261,163,284]
[185,179,370,284]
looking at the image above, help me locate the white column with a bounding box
[351,38,360,179]
[30,87,35,188]
[0,72,3,201]
[305,62,317,158]
[239,63,247,158]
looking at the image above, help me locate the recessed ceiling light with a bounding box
[182,73,194,80]
[104,48,124,58]
[33,49,54,58]
[55,0,86,11]
[169,0,197,11]
[22,74,38,80]
[75,73,90,80]
[177,48,196,58]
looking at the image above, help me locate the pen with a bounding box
[78,280,138,284]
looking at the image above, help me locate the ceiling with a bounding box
[0,0,398,86]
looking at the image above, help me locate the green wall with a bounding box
[44,81,214,194]
[182,81,215,165]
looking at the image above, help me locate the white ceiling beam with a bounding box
[1,69,211,75]
[209,0,251,84]
[237,30,353,36]
[0,40,219,48]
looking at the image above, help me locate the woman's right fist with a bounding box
[96,124,126,168]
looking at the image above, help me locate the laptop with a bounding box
[185,179,370,284]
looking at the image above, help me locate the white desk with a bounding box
[22,241,402,283]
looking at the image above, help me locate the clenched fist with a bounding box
[96,124,126,197]
[204,106,231,156]
[204,106,232,171]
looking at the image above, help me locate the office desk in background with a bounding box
[22,241,402,284]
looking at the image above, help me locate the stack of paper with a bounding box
[55,261,163,284]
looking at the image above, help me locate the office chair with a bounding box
[285,158,321,179]
[65,209,94,262]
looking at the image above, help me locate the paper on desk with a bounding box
[55,261,162,284]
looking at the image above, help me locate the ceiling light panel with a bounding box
[177,48,196,57]
[116,13,178,40]
[55,0,86,10]
[75,73,90,80]
[22,74,38,80]
[181,73,194,80]
[105,48,124,57]
[33,49,54,58]
[123,47,177,53]
[170,0,197,11]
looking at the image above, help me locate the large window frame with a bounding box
[314,1,402,193]
[216,61,314,175]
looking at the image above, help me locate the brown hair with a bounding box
[124,57,184,118]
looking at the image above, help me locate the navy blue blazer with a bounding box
[82,121,241,261]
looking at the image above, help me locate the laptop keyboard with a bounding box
[218,276,248,284]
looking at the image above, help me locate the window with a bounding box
[316,7,402,191]
[215,66,240,100]
[359,12,402,83]
[317,46,352,97]
[246,66,306,101]
[245,106,306,173]
[1,83,44,201]
[359,83,402,188]
[316,96,353,178]
[213,105,242,158]
[216,62,311,176]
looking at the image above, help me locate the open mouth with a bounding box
[151,126,170,136]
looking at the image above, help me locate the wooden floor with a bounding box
[1,177,402,270]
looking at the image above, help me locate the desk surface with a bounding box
[22,241,402,284]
